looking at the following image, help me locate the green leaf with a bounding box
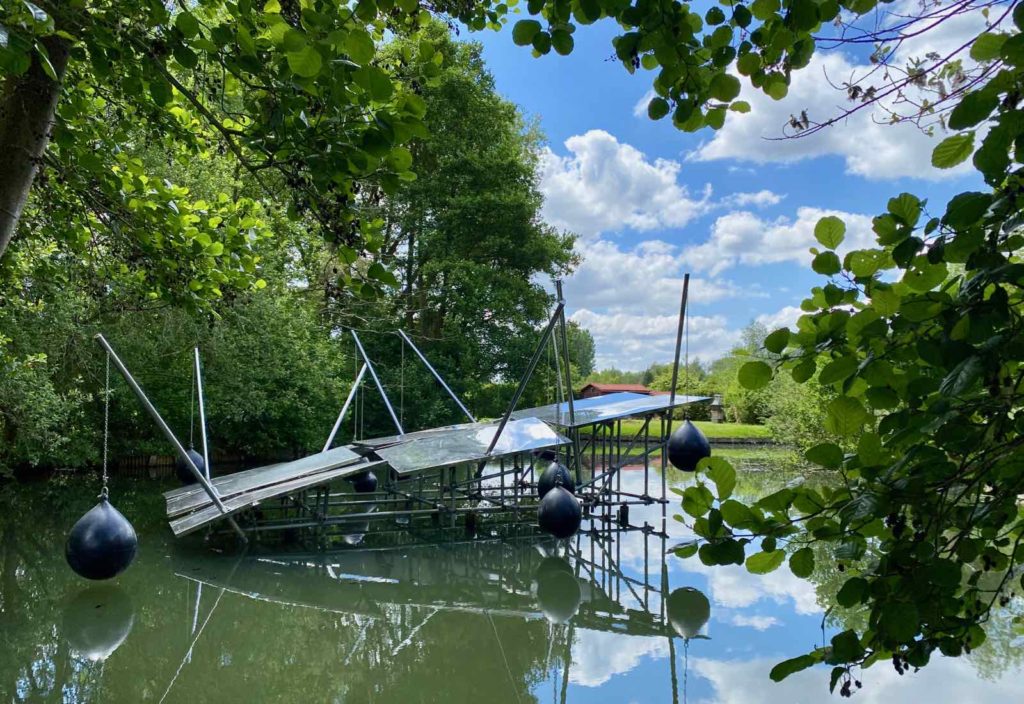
[720,499,756,528]
[812,251,841,275]
[287,45,322,77]
[551,29,574,55]
[939,355,982,396]
[931,133,975,169]
[886,193,920,226]
[836,577,868,607]
[175,11,201,38]
[819,355,858,385]
[805,442,843,469]
[704,457,736,500]
[648,97,670,120]
[830,630,864,662]
[738,360,772,390]
[729,100,751,113]
[970,32,1008,61]
[789,547,815,578]
[881,602,919,642]
[814,216,845,249]
[746,549,786,574]
[512,19,542,46]
[737,52,761,75]
[682,484,715,518]
[763,327,790,353]
[770,654,818,682]
[709,73,741,101]
[948,90,998,130]
[824,396,869,437]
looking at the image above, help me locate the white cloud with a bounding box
[633,89,657,118]
[683,207,876,276]
[539,129,713,238]
[729,614,781,631]
[755,306,803,332]
[569,628,669,687]
[692,3,989,180]
[719,190,785,209]
[570,309,741,372]
[692,653,1024,704]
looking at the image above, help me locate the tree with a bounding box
[674,5,1024,693]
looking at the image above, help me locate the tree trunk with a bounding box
[0,35,70,261]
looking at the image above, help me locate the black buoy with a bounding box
[350,470,378,493]
[667,586,711,639]
[537,461,576,498]
[63,585,135,662]
[65,498,138,581]
[538,486,582,539]
[534,557,581,624]
[174,448,205,485]
[667,420,711,472]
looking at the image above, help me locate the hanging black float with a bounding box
[66,498,139,581]
[666,586,711,639]
[174,448,204,485]
[350,470,378,493]
[538,486,582,539]
[667,419,711,472]
[534,556,581,624]
[537,461,575,498]
[63,585,135,662]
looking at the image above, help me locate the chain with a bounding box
[101,352,111,500]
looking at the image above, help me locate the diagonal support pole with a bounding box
[397,330,476,423]
[193,347,211,481]
[95,334,246,542]
[350,330,404,436]
[666,274,690,440]
[323,363,367,452]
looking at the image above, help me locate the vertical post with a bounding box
[666,274,690,439]
[95,335,246,542]
[193,348,211,481]
[323,363,368,452]
[350,330,404,436]
[397,330,476,423]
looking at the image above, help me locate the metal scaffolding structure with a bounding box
[98,277,708,548]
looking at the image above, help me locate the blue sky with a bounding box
[458,3,988,370]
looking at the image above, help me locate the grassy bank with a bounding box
[612,419,772,439]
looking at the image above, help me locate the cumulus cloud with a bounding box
[719,190,785,209]
[539,129,713,238]
[570,628,668,687]
[729,614,782,631]
[683,207,876,276]
[632,88,657,118]
[755,305,803,332]
[570,308,741,371]
[692,3,989,180]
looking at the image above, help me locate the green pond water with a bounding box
[1,459,1022,703]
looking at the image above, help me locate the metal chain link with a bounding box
[101,351,111,500]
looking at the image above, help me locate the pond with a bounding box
[2,455,1022,703]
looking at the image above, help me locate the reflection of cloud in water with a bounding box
[729,614,780,631]
[692,654,1024,704]
[685,561,821,616]
[569,628,668,687]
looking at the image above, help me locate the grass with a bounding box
[614,419,772,439]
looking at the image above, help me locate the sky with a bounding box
[460,2,990,371]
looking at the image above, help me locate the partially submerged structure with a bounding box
[96,278,708,547]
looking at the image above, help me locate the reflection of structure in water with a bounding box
[164,518,710,702]
[62,585,136,662]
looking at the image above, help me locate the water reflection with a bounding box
[62,586,135,662]
[1,463,1024,703]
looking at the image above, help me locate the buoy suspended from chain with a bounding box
[350,470,378,493]
[174,448,204,485]
[537,461,575,498]
[667,274,712,472]
[66,353,138,581]
[538,485,582,539]
[668,420,711,472]
[667,586,711,640]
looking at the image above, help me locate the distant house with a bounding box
[578,382,667,399]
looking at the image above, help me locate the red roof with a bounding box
[581,383,651,393]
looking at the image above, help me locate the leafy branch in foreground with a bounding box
[677,4,1024,694]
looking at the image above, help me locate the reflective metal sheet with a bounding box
[373,417,570,475]
[511,394,710,428]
